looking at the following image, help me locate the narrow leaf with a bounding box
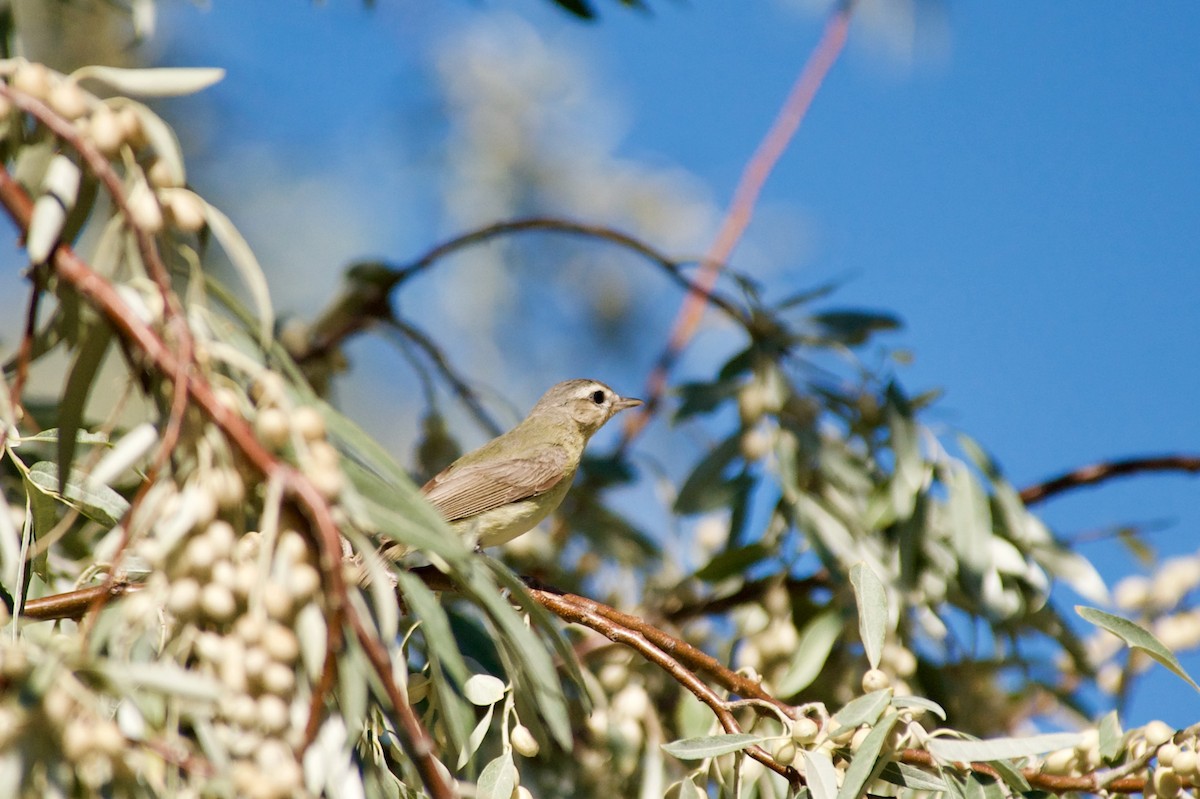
[1077,605,1200,692]
[850,562,888,670]
[1098,710,1123,762]
[456,702,495,770]
[836,712,900,799]
[661,733,772,760]
[88,422,156,487]
[476,753,517,799]
[927,732,1084,763]
[877,761,948,791]
[74,66,226,97]
[57,319,113,493]
[776,609,842,696]
[28,461,129,527]
[394,571,470,687]
[203,202,274,346]
[830,689,891,732]
[802,749,840,799]
[987,757,1031,793]
[891,695,947,721]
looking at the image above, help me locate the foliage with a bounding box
[0,4,1198,799]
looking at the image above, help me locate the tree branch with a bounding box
[1019,454,1200,506]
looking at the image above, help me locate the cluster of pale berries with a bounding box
[125,380,345,796]
[2,59,207,234]
[1037,721,1194,796]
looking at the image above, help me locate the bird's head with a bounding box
[532,378,643,437]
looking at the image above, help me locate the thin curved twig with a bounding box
[293,218,749,371]
[1019,454,1200,506]
[620,0,854,449]
[384,316,503,438]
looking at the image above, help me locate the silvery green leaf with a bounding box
[106,660,222,702]
[776,609,841,696]
[456,701,495,769]
[296,601,329,683]
[394,570,470,688]
[1098,710,1123,762]
[927,732,1084,763]
[486,559,591,715]
[57,317,113,493]
[87,422,156,487]
[661,733,773,760]
[463,674,507,707]
[203,202,274,347]
[891,695,947,721]
[885,387,923,519]
[987,757,1030,793]
[476,753,517,799]
[836,712,900,799]
[26,194,67,263]
[946,461,992,580]
[793,493,857,566]
[802,749,841,799]
[18,429,109,446]
[671,778,707,799]
[1077,605,1200,692]
[1039,547,1109,605]
[850,562,888,670]
[343,529,398,644]
[877,761,948,791]
[26,460,129,527]
[73,65,225,97]
[830,689,891,731]
[965,772,1004,799]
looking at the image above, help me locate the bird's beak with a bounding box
[613,396,644,412]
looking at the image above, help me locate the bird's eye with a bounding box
[590,390,606,405]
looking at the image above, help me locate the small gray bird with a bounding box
[421,379,642,547]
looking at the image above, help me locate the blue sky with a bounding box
[153,1,1200,725]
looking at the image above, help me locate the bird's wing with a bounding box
[420,445,572,522]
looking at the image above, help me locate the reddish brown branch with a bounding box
[1019,454,1200,506]
[533,588,800,785]
[621,1,854,448]
[541,587,793,716]
[900,748,1148,794]
[0,163,454,799]
[22,580,142,621]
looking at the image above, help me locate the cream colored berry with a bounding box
[167,577,202,618]
[11,63,52,99]
[257,695,290,734]
[255,407,291,451]
[262,662,295,696]
[862,668,890,693]
[286,564,321,603]
[48,80,89,120]
[790,717,819,744]
[163,188,207,233]
[262,624,300,664]
[201,583,237,622]
[1145,720,1175,748]
[292,406,326,442]
[511,724,539,757]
